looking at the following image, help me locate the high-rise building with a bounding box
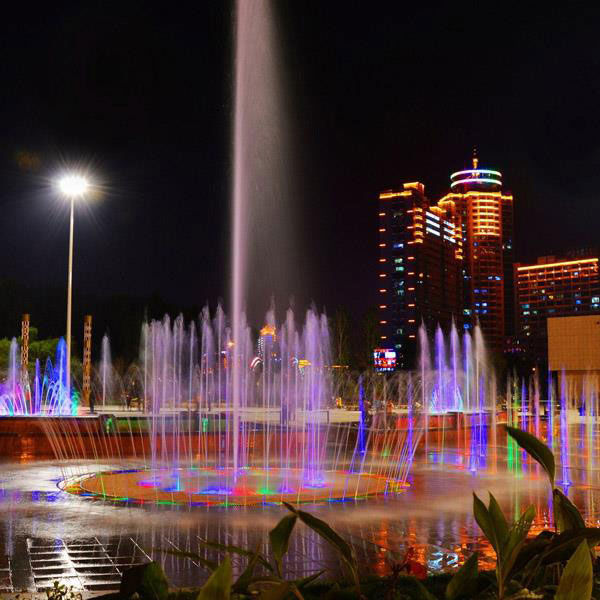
[377,182,463,368]
[515,254,600,363]
[438,153,514,351]
[377,153,515,366]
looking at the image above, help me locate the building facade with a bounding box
[377,154,515,367]
[515,255,600,364]
[548,315,600,405]
[377,182,463,368]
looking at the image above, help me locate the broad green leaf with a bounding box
[473,493,499,553]
[555,539,592,600]
[244,575,283,587]
[554,488,586,533]
[296,509,356,570]
[510,530,555,578]
[293,569,326,589]
[505,425,555,488]
[290,504,359,589]
[256,581,295,600]
[197,538,273,572]
[120,561,169,600]
[197,555,232,600]
[269,514,297,575]
[541,527,600,564]
[445,552,478,600]
[282,501,298,515]
[414,578,438,600]
[159,548,217,572]
[233,543,265,593]
[488,493,509,547]
[504,590,544,599]
[501,504,535,581]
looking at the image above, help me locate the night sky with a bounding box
[1,2,599,336]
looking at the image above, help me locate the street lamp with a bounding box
[57,173,90,407]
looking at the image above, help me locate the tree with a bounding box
[353,308,379,371]
[330,308,351,367]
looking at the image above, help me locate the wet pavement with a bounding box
[0,452,563,592]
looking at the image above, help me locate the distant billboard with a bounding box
[374,348,396,372]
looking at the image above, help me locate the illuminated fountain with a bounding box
[36,312,600,510]
[52,306,419,505]
[0,337,75,416]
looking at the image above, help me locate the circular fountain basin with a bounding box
[69,467,409,506]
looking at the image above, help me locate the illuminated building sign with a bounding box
[373,348,397,371]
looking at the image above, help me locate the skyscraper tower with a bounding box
[378,152,515,367]
[438,151,514,351]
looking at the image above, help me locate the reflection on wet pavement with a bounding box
[0,453,562,592]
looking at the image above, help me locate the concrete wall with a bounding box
[548,315,600,371]
[548,315,600,405]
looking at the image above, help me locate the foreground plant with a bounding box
[157,501,360,599]
[472,492,535,599]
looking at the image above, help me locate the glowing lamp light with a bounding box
[58,174,90,198]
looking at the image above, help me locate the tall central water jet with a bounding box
[232,0,292,471]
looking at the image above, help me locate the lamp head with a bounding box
[58,174,89,199]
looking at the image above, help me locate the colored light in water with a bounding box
[197,487,233,496]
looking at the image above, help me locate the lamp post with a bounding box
[57,174,89,402]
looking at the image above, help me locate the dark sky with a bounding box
[1,1,599,329]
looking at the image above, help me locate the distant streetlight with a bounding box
[57,173,90,407]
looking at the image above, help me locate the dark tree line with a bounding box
[329,306,379,371]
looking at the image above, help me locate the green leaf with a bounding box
[282,501,298,515]
[488,493,509,548]
[472,493,499,554]
[285,503,359,589]
[293,569,326,589]
[255,581,297,600]
[413,578,438,600]
[505,425,555,488]
[197,555,232,600]
[158,548,217,572]
[233,543,265,593]
[197,538,273,572]
[541,527,600,564]
[501,505,535,581]
[120,562,169,600]
[553,488,586,533]
[296,509,357,571]
[445,552,478,600]
[269,514,297,575]
[511,530,555,579]
[555,539,593,600]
